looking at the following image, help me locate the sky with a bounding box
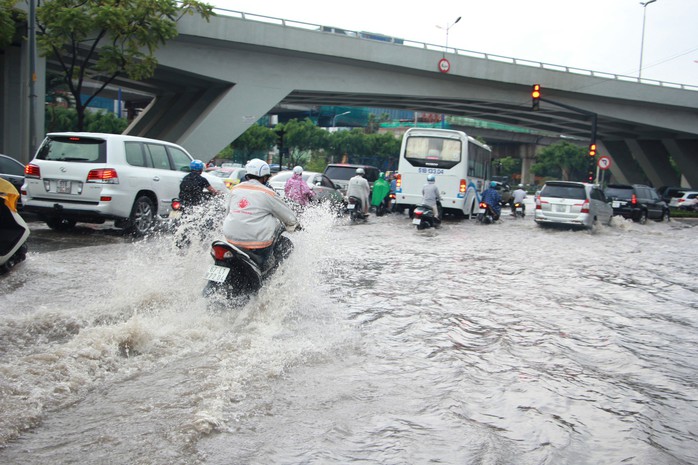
[211,0,698,87]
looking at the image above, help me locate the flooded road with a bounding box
[1,204,696,464]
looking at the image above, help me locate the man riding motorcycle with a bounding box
[421,174,442,221]
[370,172,391,213]
[511,184,527,215]
[222,159,299,269]
[346,168,370,216]
[481,181,502,220]
[179,159,220,206]
[284,165,316,207]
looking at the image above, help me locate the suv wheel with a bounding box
[46,217,77,231]
[637,210,648,225]
[660,209,670,222]
[125,195,155,236]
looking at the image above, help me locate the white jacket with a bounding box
[346,175,370,211]
[223,179,298,249]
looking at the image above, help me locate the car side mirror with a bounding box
[334,183,341,189]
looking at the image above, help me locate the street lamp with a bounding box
[639,0,657,79]
[332,110,351,127]
[436,16,461,56]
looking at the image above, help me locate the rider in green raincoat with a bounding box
[370,172,391,209]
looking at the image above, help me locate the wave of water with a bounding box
[1,204,696,464]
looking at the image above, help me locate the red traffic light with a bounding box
[531,84,541,110]
[589,143,597,157]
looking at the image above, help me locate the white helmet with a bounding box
[245,158,271,178]
[293,165,303,175]
[356,168,365,175]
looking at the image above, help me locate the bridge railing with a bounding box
[212,7,698,93]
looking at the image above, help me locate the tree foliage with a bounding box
[0,0,24,49]
[45,106,129,133]
[531,141,588,181]
[35,0,214,131]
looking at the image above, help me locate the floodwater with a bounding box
[1,201,696,465]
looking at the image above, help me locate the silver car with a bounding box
[535,181,612,229]
[269,171,344,206]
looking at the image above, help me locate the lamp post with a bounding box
[332,110,351,127]
[436,16,461,56]
[639,0,657,79]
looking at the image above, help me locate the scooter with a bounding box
[0,179,30,274]
[412,202,441,230]
[202,225,295,299]
[346,196,368,222]
[375,193,392,217]
[477,201,499,225]
[512,201,526,218]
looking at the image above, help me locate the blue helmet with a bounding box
[427,174,435,182]
[190,159,205,172]
[490,181,497,188]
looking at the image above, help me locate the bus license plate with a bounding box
[204,265,230,283]
[57,180,71,194]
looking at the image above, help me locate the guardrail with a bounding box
[212,7,698,92]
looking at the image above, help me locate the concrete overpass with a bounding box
[4,7,697,187]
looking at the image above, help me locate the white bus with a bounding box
[394,128,492,218]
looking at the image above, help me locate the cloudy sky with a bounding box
[211,0,698,87]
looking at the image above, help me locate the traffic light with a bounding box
[531,84,541,111]
[587,143,597,182]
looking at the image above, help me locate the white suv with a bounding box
[22,132,224,235]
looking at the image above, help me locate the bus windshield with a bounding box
[404,136,462,169]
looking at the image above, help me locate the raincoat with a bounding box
[284,172,315,206]
[370,173,391,207]
[481,187,502,217]
[346,174,370,214]
[223,179,298,250]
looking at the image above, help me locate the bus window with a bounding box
[404,136,462,169]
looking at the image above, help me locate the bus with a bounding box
[394,128,492,218]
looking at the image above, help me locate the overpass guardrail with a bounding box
[213,7,698,93]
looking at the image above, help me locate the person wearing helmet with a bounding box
[481,180,503,220]
[346,167,370,216]
[511,183,527,215]
[284,165,316,208]
[421,173,442,221]
[223,158,298,269]
[370,172,391,213]
[178,159,220,207]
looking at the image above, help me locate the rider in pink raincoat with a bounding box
[284,166,316,206]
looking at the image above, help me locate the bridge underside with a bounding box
[5,13,697,189]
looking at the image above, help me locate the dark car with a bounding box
[0,153,26,208]
[604,184,670,224]
[323,163,380,194]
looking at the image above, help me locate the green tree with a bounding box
[279,118,330,167]
[531,141,588,181]
[35,0,214,131]
[231,123,277,162]
[0,0,23,49]
[45,106,128,133]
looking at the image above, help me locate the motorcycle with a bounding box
[512,201,526,218]
[0,179,30,274]
[477,201,499,224]
[202,225,295,299]
[411,202,441,230]
[169,194,221,248]
[346,196,368,222]
[375,193,392,217]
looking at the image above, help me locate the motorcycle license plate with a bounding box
[347,203,355,210]
[169,210,182,219]
[516,207,523,212]
[204,264,230,283]
[412,218,421,225]
[478,208,485,214]
[612,201,621,208]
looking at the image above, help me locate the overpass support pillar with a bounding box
[625,139,678,188]
[519,144,537,185]
[663,139,697,188]
[600,141,644,185]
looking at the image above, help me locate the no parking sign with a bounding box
[598,156,611,170]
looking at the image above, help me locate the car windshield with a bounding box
[540,184,586,200]
[604,187,633,200]
[37,136,107,163]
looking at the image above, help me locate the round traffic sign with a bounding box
[438,58,450,73]
[598,156,611,170]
